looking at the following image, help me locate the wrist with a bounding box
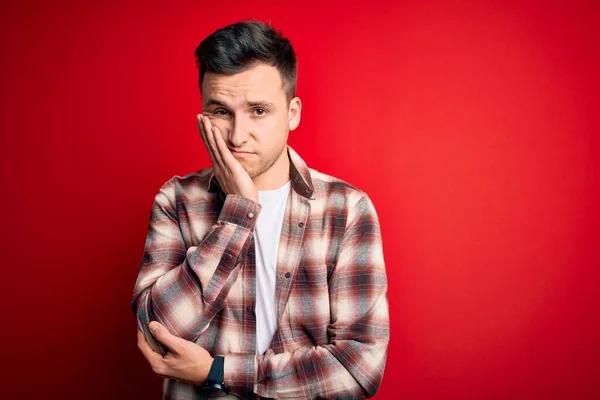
[218,195,261,230]
[201,355,229,396]
[201,356,214,384]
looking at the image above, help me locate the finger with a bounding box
[211,125,227,167]
[213,125,237,168]
[197,114,217,165]
[203,117,223,166]
[198,115,218,168]
[148,321,183,355]
[137,329,166,367]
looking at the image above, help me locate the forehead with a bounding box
[201,63,285,105]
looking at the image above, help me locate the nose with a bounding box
[228,114,250,148]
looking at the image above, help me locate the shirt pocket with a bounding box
[287,263,333,346]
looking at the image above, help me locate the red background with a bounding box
[1,1,598,398]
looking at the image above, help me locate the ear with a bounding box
[288,97,302,131]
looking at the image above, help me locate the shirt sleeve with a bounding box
[131,179,261,356]
[223,194,390,399]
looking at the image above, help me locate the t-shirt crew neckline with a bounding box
[258,180,292,201]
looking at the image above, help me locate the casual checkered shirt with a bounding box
[131,145,390,399]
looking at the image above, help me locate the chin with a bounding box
[246,169,261,179]
[245,163,270,179]
[244,154,278,179]
[242,164,258,178]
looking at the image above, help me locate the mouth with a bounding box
[230,149,255,157]
[230,149,253,154]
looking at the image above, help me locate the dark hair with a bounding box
[195,20,298,101]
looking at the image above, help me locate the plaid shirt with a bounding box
[131,146,390,399]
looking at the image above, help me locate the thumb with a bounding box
[148,321,181,354]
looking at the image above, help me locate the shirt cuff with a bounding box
[218,194,261,230]
[223,353,256,396]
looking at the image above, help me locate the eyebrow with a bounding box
[203,99,275,109]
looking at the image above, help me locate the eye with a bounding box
[215,109,230,116]
[253,108,267,116]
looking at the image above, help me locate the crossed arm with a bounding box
[132,184,390,398]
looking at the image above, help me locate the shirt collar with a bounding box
[206,145,315,200]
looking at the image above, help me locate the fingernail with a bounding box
[149,321,158,331]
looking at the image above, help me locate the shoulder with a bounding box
[308,167,376,211]
[153,167,214,205]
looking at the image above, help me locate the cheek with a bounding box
[260,119,289,152]
[205,119,232,144]
[258,114,288,134]
[208,118,230,135]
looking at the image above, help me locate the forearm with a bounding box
[224,336,389,399]
[133,239,243,355]
[132,194,260,354]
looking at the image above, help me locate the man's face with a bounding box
[200,63,300,180]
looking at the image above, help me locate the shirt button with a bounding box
[297,222,304,228]
[285,272,291,279]
[247,212,255,219]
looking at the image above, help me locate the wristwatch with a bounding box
[201,355,230,396]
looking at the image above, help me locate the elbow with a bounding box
[131,289,153,324]
[362,339,389,398]
[364,376,384,398]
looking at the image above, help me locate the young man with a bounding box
[132,21,390,399]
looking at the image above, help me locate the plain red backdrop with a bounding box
[1,0,598,399]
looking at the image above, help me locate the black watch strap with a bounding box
[202,355,229,396]
[208,355,225,384]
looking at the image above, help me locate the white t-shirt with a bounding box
[254,180,291,355]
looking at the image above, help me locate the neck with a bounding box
[252,147,290,191]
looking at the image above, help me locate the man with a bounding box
[132,20,390,399]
